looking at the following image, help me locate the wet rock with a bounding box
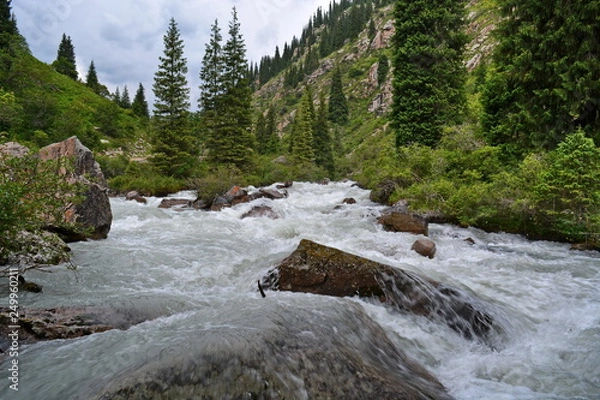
[343,197,357,204]
[378,208,429,236]
[241,205,279,220]
[0,306,148,348]
[570,243,600,252]
[252,188,287,200]
[319,178,331,185]
[39,136,112,240]
[412,238,437,259]
[125,191,147,204]
[464,237,476,246]
[18,275,43,292]
[159,198,192,210]
[261,239,500,343]
[96,300,454,400]
[276,180,293,189]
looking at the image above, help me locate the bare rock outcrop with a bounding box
[39,136,112,241]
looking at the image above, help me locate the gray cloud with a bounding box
[12,0,331,109]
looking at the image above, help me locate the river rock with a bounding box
[377,200,429,236]
[412,238,437,259]
[241,205,279,220]
[1,230,71,266]
[261,239,500,343]
[95,300,453,400]
[125,191,147,204]
[276,180,293,189]
[252,187,287,200]
[39,136,112,241]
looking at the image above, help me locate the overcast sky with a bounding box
[12,0,332,109]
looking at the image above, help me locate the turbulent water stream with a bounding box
[1,181,599,399]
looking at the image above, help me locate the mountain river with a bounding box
[1,181,599,399]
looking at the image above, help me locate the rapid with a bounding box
[1,181,599,399]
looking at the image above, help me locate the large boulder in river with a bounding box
[261,239,501,343]
[39,136,112,241]
[412,238,437,259]
[96,300,453,400]
[377,200,429,235]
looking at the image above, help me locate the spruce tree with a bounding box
[152,18,194,177]
[482,0,600,152]
[377,53,389,87]
[120,85,131,108]
[204,7,254,169]
[85,60,100,92]
[314,91,335,175]
[265,105,279,154]
[132,83,149,119]
[53,34,78,80]
[0,0,16,46]
[199,19,224,114]
[328,68,349,125]
[391,0,467,148]
[291,88,315,163]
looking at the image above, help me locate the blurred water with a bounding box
[1,181,599,399]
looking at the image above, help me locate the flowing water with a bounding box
[1,181,599,399]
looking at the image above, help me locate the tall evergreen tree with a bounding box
[132,83,149,119]
[152,18,194,177]
[53,33,78,80]
[85,60,100,91]
[328,68,349,125]
[204,7,254,169]
[199,19,224,114]
[391,0,467,148]
[314,91,335,175]
[291,88,315,163]
[120,85,131,108]
[482,0,600,153]
[0,0,17,46]
[377,53,389,87]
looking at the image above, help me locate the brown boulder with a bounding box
[377,201,429,235]
[411,238,437,259]
[39,137,112,240]
[125,191,147,204]
[261,239,500,343]
[241,205,279,220]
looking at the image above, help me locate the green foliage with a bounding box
[0,153,84,258]
[151,18,195,178]
[188,164,246,204]
[108,161,184,197]
[482,0,600,152]
[377,54,389,87]
[328,68,349,125]
[391,0,468,147]
[53,34,78,80]
[313,91,335,176]
[290,89,315,163]
[131,83,149,119]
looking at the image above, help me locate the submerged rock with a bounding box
[261,239,501,343]
[241,205,279,220]
[96,300,453,400]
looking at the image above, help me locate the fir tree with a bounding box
[199,19,224,114]
[132,83,149,119]
[391,0,467,148]
[120,85,131,108]
[328,68,349,125]
[205,7,254,169]
[314,91,335,175]
[265,105,279,154]
[85,60,100,92]
[0,0,17,46]
[482,0,600,153]
[152,18,194,177]
[53,34,78,80]
[291,88,315,163]
[112,87,121,105]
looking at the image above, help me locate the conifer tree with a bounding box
[152,18,194,177]
[120,85,131,109]
[112,87,121,105]
[377,53,389,87]
[291,88,315,163]
[314,91,335,175]
[203,7,254,169]
[53,34,78,80]
[328,68,349,125]
[132,83,149,119]
[85,60,100,92]
[482,0,600,152]
[391,0,467,148]
[199,19,224,115]
[0,0,16,47]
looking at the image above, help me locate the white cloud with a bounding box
[12,0,331,109]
